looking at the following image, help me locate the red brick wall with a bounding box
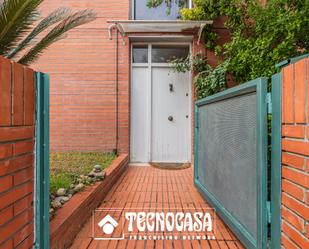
[33,0,130,153]
[0,57,35,249]
[281,57,309,248]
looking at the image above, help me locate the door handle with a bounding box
[168,116,173,121]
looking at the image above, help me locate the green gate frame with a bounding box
[270,72,282,249]
[35,72,50,249]
[194,78,268,249]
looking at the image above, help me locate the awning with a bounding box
[107,20,213,44]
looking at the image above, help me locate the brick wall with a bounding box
[32,0,231,154]
[0,57,35,249]
[33,0,130,153]
[281,57,309,248]
[32,1,272,154]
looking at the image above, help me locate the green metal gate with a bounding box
[35,72,50,249]
[194,78,268,249]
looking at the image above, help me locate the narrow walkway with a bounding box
[70,166,244,249]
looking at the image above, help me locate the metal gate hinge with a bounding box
[194,110,199,129]
[267,93,272,114]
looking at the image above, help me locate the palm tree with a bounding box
[0,0,96,65]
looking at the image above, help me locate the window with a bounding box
[151,45,189,63]
[132,45,148,63]
[132,44,190,64]
[133,0,189,20]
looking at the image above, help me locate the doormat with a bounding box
[150,163,191,170]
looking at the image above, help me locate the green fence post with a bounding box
[271,73,282,249]
[35,72,50,249]
[194,104,199,181]
[256,77,269,249]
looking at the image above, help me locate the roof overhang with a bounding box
[129,35,194,42]
[107,20,213,44]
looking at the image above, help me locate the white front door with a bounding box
[152,67,191,162]
[130,43,191,163]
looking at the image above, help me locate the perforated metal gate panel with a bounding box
[194,78,268,249]
[198,93,257,239]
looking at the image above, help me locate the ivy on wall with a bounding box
[170,54,229,99]
[148,0,309,97]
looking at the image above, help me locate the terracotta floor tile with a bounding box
[70,166,243,249]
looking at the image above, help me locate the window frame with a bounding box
[131,0,193,20]
[151,44,190,64]
[131,42,191,67]
[132,44,149,63]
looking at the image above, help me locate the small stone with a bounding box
[94,171,106,180]
[54,196,69,204]
[54,197,63,204]
[68,189,75,195]
[49,208,54,214]
[74,183,84,192]
[56,188,66,196]
[68,194,72,199]
[94,165,102,172]
[61,196,70,202]
[89,170,106,179]
[70,184,75,189]
[51,200,62,209]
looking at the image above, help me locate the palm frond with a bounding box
[0,0,43,55]
[18,9,96,65]
[7,7,70,59]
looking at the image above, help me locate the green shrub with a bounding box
[171,54,229,99]
[149,0,309,85]
[194,60,229,99]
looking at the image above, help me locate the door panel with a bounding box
[152,67,191,162]
[130,67,151,162]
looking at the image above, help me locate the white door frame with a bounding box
[130,41,193,163]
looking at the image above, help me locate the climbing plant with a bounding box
[148,0,309,85]
[170,54,229,99]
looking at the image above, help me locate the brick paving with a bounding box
[70,166,244,249]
